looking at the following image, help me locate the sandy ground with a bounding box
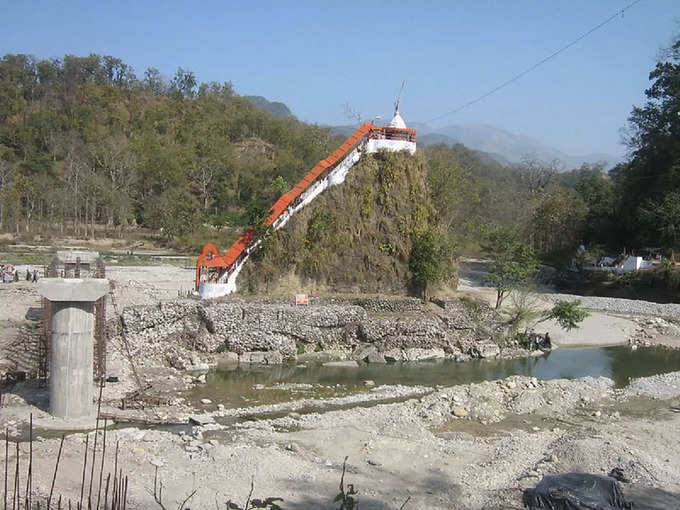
[0,265,195,337]
[542,313,637,348]
[2,264,680,508]
[104,265,195,312]
[456,281,639,349]
[0,280,41,344]
[2,373,680,509]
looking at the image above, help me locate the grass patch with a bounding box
[0,252,52,265]
[458,294,487,311]
[101,254,194,267]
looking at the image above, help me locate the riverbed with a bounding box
[190,346,680,409]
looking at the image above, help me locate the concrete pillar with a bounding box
[39,278,109,419]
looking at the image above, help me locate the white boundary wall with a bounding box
[366,139,416,155]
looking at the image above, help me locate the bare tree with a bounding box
[343,103,363,124]
[92,137,137,193]
[90,137,137,231]
[190,159,215,211]
[61,137,88,236]
[0,157,15,229]
[517,155,562,194]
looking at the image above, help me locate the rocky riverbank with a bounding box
[3,265,680,508]
[2,371,680,509]
[110,296,520,375]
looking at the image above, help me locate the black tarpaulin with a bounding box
[523,473,680,510]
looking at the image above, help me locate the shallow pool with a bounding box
[191,346,680,408]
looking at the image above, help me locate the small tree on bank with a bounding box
[409,228,454,299]
[546,300,590,331]
[481,227,538,309]
[507,290,590,344]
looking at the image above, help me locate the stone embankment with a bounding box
[112,296,516,370]
[1,323,42,377]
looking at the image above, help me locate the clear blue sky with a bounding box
[2,0,678,157]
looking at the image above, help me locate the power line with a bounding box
[426,0,643,124]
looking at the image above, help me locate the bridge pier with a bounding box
[39,278,109,419]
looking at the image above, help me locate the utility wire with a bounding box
[426,0,643,124]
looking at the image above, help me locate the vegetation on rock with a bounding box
[242,150,455,295]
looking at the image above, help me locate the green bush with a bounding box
[409,228,455,298]
[458,295,487,311]
[547,300,590,331]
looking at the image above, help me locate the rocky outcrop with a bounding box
[242,295,424,314]
[111,296,512,369]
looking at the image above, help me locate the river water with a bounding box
[191,346,680,409]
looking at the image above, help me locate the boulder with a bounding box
[352,345,377,361]
[471,341,501,359]
[403,348,445,361]
[322,360,359,368]
[216,352,239,364]
[191,363,210,372]
[188,414,215,425]
[452,407,469,418]
[383,349,405,362]
[365,351,387,364]
[298,350,346,362]
[239,351,284,364]
[227,331,296,358]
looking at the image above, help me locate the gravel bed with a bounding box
[191,384,432,421]
[623,370,680,399]
[545,293,680,321]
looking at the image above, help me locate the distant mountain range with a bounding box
[331,121,620,169]
[409,122,621,169]
[244,97,621,169]
[416,132,513,167]
[244,95,293,119]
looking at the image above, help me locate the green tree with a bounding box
[409,228,454,299]
[482,227,538,309]
[149,188,202,241]
[546,300,590,331]
[507,290,589,334]
[170,67,197,99]
[425,144,479,232]
[640,191,680,257]
[614,36,680,248]
[267,176,289,197]
[561,163,616,246]
[143,67,166,95]
[530,187,587,257]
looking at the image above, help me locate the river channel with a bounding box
[191,346,680,409]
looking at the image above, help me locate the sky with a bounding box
[2,0,678,158]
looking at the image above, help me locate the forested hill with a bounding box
[0,53,340,250]
[1,45,678,270]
